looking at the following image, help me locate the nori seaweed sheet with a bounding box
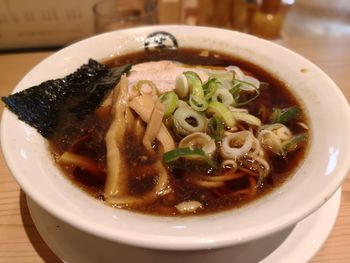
[2,59,131,138]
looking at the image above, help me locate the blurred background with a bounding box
[0,0,349,51]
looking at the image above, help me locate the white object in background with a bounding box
[0,0,98,49]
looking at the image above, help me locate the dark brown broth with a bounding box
[51,48,309,216]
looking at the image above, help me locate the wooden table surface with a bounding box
[0,36,349,262]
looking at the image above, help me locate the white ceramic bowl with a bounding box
[2,25,350,251]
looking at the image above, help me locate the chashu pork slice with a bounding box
[127,60,210,95]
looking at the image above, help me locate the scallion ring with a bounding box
[232,111,261,126]
[211,88,234,107]
[206,101,236,127]
[178,132,216,158]
[160,91,179,117]
[189,94,208,111]
[184,71,208,111]
[184,71,202,93]
[173,107,206,136]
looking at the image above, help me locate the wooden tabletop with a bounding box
[0,37,349,262]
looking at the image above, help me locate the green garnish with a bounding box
[207,101,235,127]
[173,106,206,136]
[160,91,179,117]
[202,78,218,100]
[212,88,234,107]
[229,82,242,100]
[184,71,208,111]
[184,71,202,92]
[206,69,234,82]
[270,106,301,124]
[189,94,208,111]
[207,116,225,141]
[230,79,260,106]
[283,133,308,152]
[163,147,216,167]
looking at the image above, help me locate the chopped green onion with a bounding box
[207,116,225,141]
[241,75,260,91]
[184,71,202,93]
[207,101,236,127]
[212,88,234,107]
[189,94,208,111]
[205,69,234,82]
[216,79,233,90]
[173,107,206,136]
[232,111,261,126]
[160,91,179,117]
[175,74,189,98]
[283,133,308,152]
[202,78,218,100]
[270,106,301,124]
[229,82,242,101]
[163,147,216,167]
[184,71,208,111]
[177,99,191,109]
[229,83,241,107]
[230,79,260,106]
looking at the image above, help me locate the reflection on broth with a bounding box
[48,49,309,216]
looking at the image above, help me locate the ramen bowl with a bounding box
[1,25,350,251]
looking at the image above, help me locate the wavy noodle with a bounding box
[237,154,270,179]
[205,171,246,182]
[106,160,170,207]
[129,94,175,152]
[104,75,129,198]
[104,76,171,207]
[143,100,165,151]
[191,178,225,188]
[252,155,271,177]
[214,176,257,197]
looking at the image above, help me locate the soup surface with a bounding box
[50,48,309,216]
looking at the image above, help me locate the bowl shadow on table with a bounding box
[19,190,61,263]
[20,189,297,263]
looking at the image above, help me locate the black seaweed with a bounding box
[2,59,131,138]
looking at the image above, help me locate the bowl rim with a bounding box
[2,25,350,250]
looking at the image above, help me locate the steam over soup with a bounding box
[5,49,309,216]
